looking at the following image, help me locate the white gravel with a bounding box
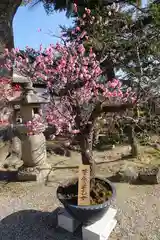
[111,183,160,240]
[0,175,159,240]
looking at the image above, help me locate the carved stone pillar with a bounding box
[18,132,50,182]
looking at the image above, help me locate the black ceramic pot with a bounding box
[57,177,116,225]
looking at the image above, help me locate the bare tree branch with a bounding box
[101,103,133,113]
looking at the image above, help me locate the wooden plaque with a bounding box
[78,164,90,206]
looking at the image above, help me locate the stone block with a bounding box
[138,166,160,184]
[83,219,117,240]
[57,208,80,232]
[115,166,139,183]
[57,207,117,240]
[82,207,117,240]
[17,164,51,182]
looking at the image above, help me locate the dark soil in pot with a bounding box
[57,178,116,225]
[57,178,112,205]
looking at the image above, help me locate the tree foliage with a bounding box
[60,1,160,98]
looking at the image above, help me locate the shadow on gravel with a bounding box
[0,170,18,181]
[0,208,80,240]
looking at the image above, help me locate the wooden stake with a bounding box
[78,164,90,206]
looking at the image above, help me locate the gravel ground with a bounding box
[111,183,160,240]
[0,171,159,240]
[0,146,159,240]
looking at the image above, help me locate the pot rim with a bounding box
[57,177,116,210]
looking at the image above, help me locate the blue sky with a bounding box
[13,1,148,50]
[13,1,149,50]
[13,3,73,50]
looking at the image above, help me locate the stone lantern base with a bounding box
[17,163,51,182]
[17,133,51,182]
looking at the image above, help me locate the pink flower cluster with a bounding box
[0,76,21,102]
[25,114,45,136]
[0,76,22,125]
[0,120,9,125]
[45,100,77,136]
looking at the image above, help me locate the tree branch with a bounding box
[50,80,87,97]
[101,103,133,113]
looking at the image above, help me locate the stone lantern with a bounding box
[10,70,51,182]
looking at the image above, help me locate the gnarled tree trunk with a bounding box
[93,127,100,147]
[79,123,95,178]
[125,125,138,157]
[0,0,22,54]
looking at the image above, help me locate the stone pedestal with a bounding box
[57,207,117,240]
[18,133,50,182]
[18,163,50,182]
[58,208,81,233]
[82,208,117,240]
[21,133,46,167]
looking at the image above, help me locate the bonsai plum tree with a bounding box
[1,5,135,178]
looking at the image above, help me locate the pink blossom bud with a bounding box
[71,129,80,134]
[39,44,43,51]
[4,48,9,55]
[73,3,78,13]
[11,48,16,55]
[90,47,93,54]
[76,26,80,31]
[85,8,91,15]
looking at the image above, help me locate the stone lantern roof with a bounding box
[12,69,47,89]
[11,69,50,106]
